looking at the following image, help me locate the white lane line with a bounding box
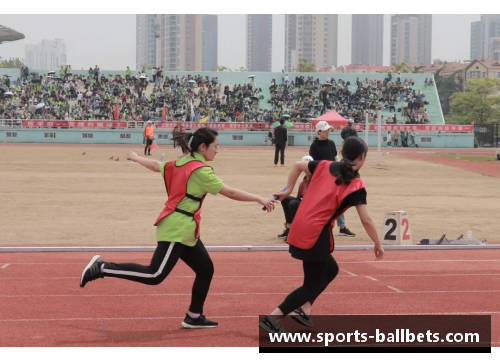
[370,273,500,277]
[4,259,500,265]
[1,264,10,269]
[1,290,500,298]
[365,275,404,293]
[387,286,404,293]
[340,268,357,277]
[0,312,499,323]
[341,259,500,264]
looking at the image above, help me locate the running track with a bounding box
[0,249,498,347]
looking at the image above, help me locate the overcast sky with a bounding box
[0,14,482,71]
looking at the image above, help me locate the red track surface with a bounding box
[0,249,499,347]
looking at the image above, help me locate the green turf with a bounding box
[438,153,499,162]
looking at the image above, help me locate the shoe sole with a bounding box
[291,314,314,328]
[80,255,101,288]
[259,321,275,334]
[338,233,355,237]
[259,321,286,334]
[181,322,218,329]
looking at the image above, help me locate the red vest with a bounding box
[287,161,365,252]
[154,160,211,238]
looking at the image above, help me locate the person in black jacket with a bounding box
[274,119,288,167]
[310,121,356,237]
[309,121,337,161]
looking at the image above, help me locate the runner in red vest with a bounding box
[79,127,276,329]
[259,136,384,334]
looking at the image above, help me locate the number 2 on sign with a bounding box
[384,218,397,240]
[401,219,410,240]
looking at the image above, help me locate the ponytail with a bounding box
[335,136,368,185]
[335,158,359,185]
[171,127,218,157]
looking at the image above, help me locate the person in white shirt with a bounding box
[386,131,392,147]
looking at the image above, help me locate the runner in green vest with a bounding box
[79,128,277,329]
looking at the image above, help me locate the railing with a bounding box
[0,119,475,133]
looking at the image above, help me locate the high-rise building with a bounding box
[351,15,383,65]
[136,15,157,70]
[136,14,218,71]
[25,39,66,70]
[470,20,484,60]
[390,14,432,65]
[470,15,500,60]
[202,15,218,71]
[246,15,272,72]
[284,15,296,73]
[284,15,338,72]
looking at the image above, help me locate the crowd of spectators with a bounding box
[266,74,433,125]
[0,66,434,126]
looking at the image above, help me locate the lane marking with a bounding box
[0,312,499,323]
[370,273,500,277]
[387,286,404,293]
[3,259,500,265]
[1,264,10,269]
[1,290,500,298]
[339,268,357,277]
[1,272,500,280]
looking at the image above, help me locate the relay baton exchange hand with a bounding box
[259,197,277,213]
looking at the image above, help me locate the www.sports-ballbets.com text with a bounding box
[268,329,480,346]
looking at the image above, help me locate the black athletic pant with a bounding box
[274,144,285,165]
[281,196,301,224]
[278,255,339,315]
[145,138,153,154]
[102,240,214,314]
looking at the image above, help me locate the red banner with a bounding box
[156,122,270,130]
[20,120,473,133]
[22,120,128,129]
[352,124,473,133]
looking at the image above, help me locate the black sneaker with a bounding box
[181,314,218,329]
[291,307,314,328]
[277,228,289,239]
[339,227,356,237]
[259,316,286,334]
[80,255,104,288]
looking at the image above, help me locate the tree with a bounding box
[449,78,500,124]
[391,63,409,73]
[0,57,25,68]
[210,65,232,72]
[295,58,316,72]
[237,66,247,72]
[435,69,464,116]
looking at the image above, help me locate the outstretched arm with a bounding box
[356,204,384,260]
[219,185,276,212]
[273,161,311,201]
[127,150,161,172]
